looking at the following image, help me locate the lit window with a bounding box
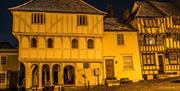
[47,38,53,48]
[1,56,7,65]
[77,15,88,26]
[145,36,156,45]
[72,39,78,48]
[117,34,124,45]
[31,38,37,48]
[0,73,5,83]
[87,39,94,49]
[123,56,133,70]
[169,53,178,65]
[32,13,46,24]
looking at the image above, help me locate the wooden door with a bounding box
[105,59,115,79]
[158,55,164,74]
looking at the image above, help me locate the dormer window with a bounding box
[32,13,46,24]
[77,15,88,26]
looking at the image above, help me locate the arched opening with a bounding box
[72,39,78,48]
[19,63,25,86]
[47,38,53,48]
[53,64,60,85]
[64,65,75,84]
[31,38,37,48]
[42,64,50,86]
[87,39,94,49]
[31,64,39,87]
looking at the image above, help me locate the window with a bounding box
[169,53,178,65]
[31,38,37,48]
[117,34,124,45]
[172,17,180,25]
[83,63,90,69]
[0,73,5,83]
[87,39,94,49]
[72,39,78,48]
[32,13,46,24]
[77,15,88,26]
[47,38,53,48]
[144,36,156,45]
[157,36,164,45]
[123,56,133,70]
[142,54,155,65]
[144,19,158,28]
[1,56,7,65]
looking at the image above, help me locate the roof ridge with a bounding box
[9,0,33,10]
[146,0,166,16]
[79,0,106,14]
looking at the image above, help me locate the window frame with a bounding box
[0,56,7,66]
[142,54,156,65]
[31,37,37,48]
[0,73,6,84]
[32,13,46,24]
[87,39,94,49]
[72,39,78,49]
[123,56,134,70]
[47,38,53,48]
[117,34,124,45]
[77,15,88,26]
[168,53,178,65]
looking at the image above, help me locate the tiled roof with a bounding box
[135,1,164,17]
[0,42,15,49]
[9,0,106,14]
[104,18,136,31]
[149,1,180,16]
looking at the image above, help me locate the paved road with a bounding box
[63,77,180,91]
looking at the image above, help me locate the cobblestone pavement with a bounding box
[64,77,180,91]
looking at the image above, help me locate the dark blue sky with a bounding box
[0,0,134,45]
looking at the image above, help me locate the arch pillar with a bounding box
[50,63,53,85]
[39,63,42,88]
[25,62,32,89]
[59,63,63,84]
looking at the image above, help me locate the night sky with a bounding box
[3,0,173,46]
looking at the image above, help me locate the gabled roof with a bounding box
[9,0,106,14]
[0,42,15,49]
[104,18,136,32]
[148,1,180,16]
[135,1,164,17]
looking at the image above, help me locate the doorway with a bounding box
[158,55,164,74]
[105,59,115,79]
[64,65,75,84]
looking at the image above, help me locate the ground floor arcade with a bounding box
[19,61,104,90]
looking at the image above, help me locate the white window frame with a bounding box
[0,56,8,66]
[123,56,134,70]
[0,72,6,84]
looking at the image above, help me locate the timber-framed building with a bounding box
[10,0,106,90]
[131,0,180,80]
